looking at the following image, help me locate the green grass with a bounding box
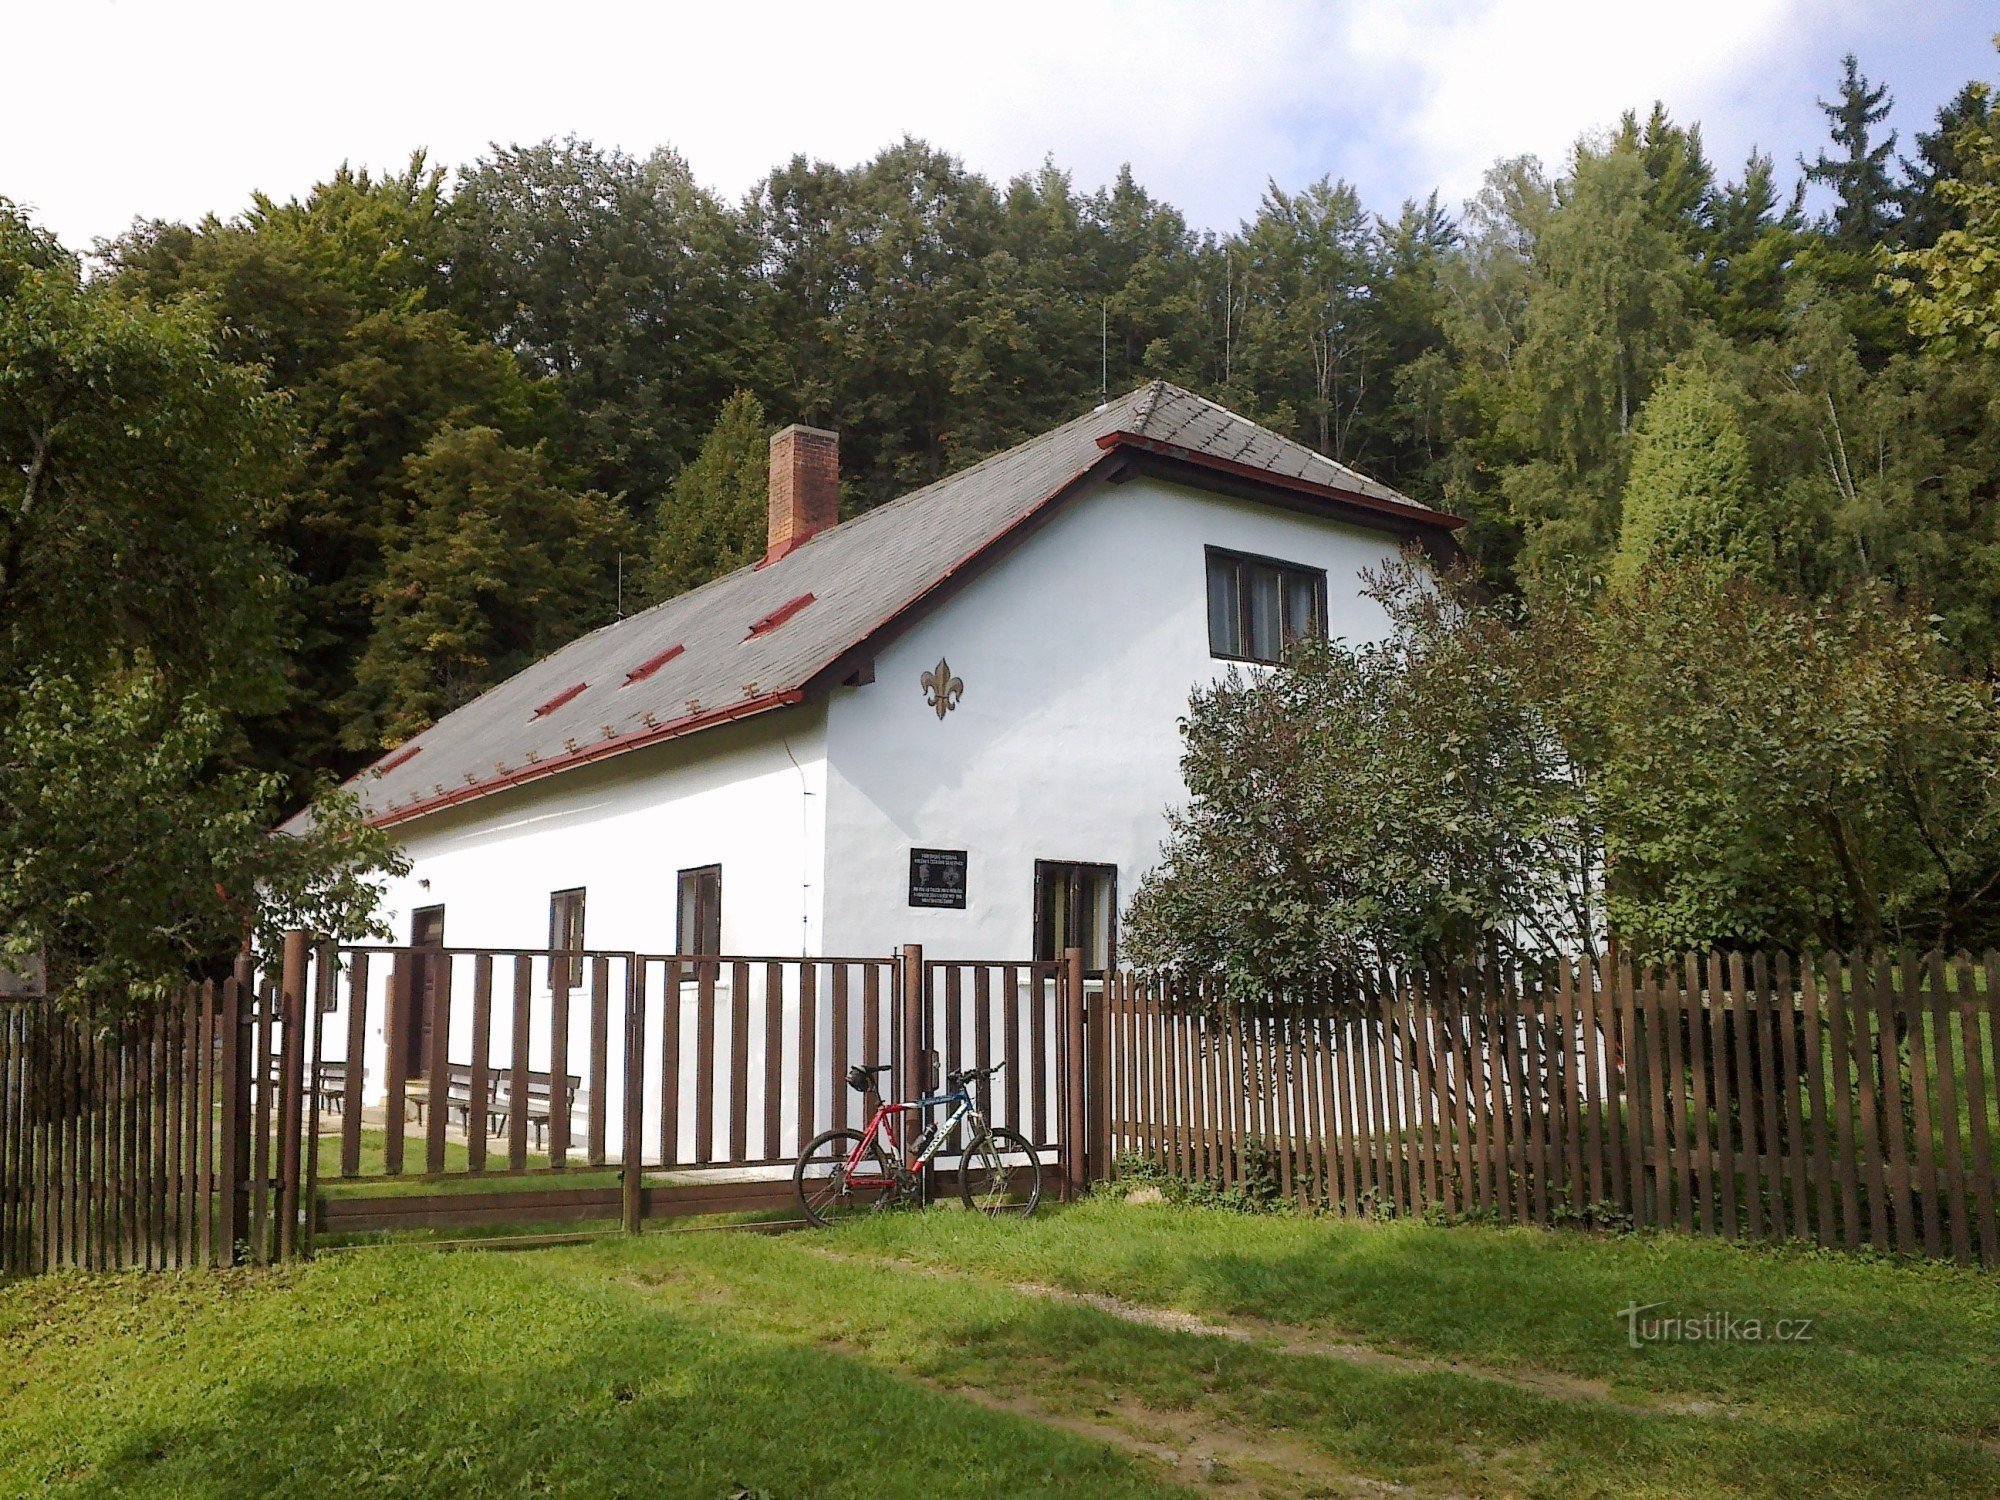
[314,1129,623,1197]
[3,1199,1995,1496]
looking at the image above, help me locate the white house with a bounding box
[320,381,1462,977]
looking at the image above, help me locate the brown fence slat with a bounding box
[589,957,613,1165]
[549,960,573,1169]
[1727,953,1762,1239]
[693,960,716,1166]
[425,957,453,1176]
[659,960,683,1166]
[828,963,850,1137]
[197,980,215,1266]
[1773,952,1809,1242]
[1927,953,1970,1264]
[1963,955,1997,1265]
[1900,950,1944,1258]
[1798,953,1838,1247]
[341,954,367,1177]
[764,962,785,1160]
[468,955,494,1174]
[383,954,410,1177]
[1871,954,1914,1253]
[728,960,751,1162]
[1410,973,1443,1214]
[1824,953,1867,1248]
[509,957,533,1171]
[795,961,817,1151]
[1845,954,1889,1250]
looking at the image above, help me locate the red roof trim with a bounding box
[371,690,806,829]
[531,681,588,718]
[372,744,422,776]
[745,592,815,638]
[623,643,685,684]
[1095,430,1466,531]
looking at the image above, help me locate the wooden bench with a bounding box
[402,1067,581,1148]
[405,1065,485,1133]
[488,1071,581,1150]
[313,1060,363,1113]
[263,1059,365,1113]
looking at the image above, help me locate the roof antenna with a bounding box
[1096,300,1108,411]
[616,551,624,620]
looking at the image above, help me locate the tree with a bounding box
[344,425,629,749]
[1900,80,1997,248]
[0,203,400,1011]
[2,673,405,1008]
[1233,177,1381,462]
[1803,53,1903,247]
[448,137,764,504]
[1612,362,1783,584]
[1593,568,2000,953]
[1127,560,1601,995]
[1505,143,1694,578]
[1890,90,2000,354]
[646,391,771,603]
[105,158,558,790]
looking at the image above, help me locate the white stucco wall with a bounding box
[818,473,1409,962]
[371,706,828,958]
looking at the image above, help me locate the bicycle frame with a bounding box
[842,1083,982,1186]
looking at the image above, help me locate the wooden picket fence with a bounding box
[1107,951,2000,1265]
[0,956,310,1276]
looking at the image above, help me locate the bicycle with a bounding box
[793,1060,1042,1226]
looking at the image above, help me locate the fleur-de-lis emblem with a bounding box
[920,657,964,720]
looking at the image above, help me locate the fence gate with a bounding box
[295,940,1097,1246]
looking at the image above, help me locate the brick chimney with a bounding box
[766,423,839,563]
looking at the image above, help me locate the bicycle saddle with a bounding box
[845,1063,892,1093]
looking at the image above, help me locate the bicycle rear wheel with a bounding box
[958,1126,1042,1216]
[795,1128,901,1226]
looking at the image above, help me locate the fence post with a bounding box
[1063,946,1088,1200]
[899,944,926,1203]
[222,953,254,1261]
[275,931,309,1262]
[621,958,645,1235]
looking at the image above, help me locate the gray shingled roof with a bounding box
[310,382,1455,830]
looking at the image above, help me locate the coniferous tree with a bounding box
[645,391,772,604]
[1612,363,1781,585]
[345,426,628,749]
[1803,53,1903,247]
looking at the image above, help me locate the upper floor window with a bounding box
[1205,547,1327,663]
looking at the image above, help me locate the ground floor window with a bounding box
[548,887,586,988]
[406,905,445,1077]
[677,865,722,957]
[1034,861,1116,975]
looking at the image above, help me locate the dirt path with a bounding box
[814,1332,1412,1498]
[810,1247,1733,1420]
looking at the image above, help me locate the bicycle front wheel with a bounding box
[795,1128,900,1227]
[958,1126,1042,1216]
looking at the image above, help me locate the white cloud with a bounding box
[0,0,1983,247]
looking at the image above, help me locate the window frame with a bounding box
[1204,545,1330,665]
[548,887,586,989]
[1032,859,1119,977]
[676,864,722,958]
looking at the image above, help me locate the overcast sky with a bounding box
[5,1,1995,249]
